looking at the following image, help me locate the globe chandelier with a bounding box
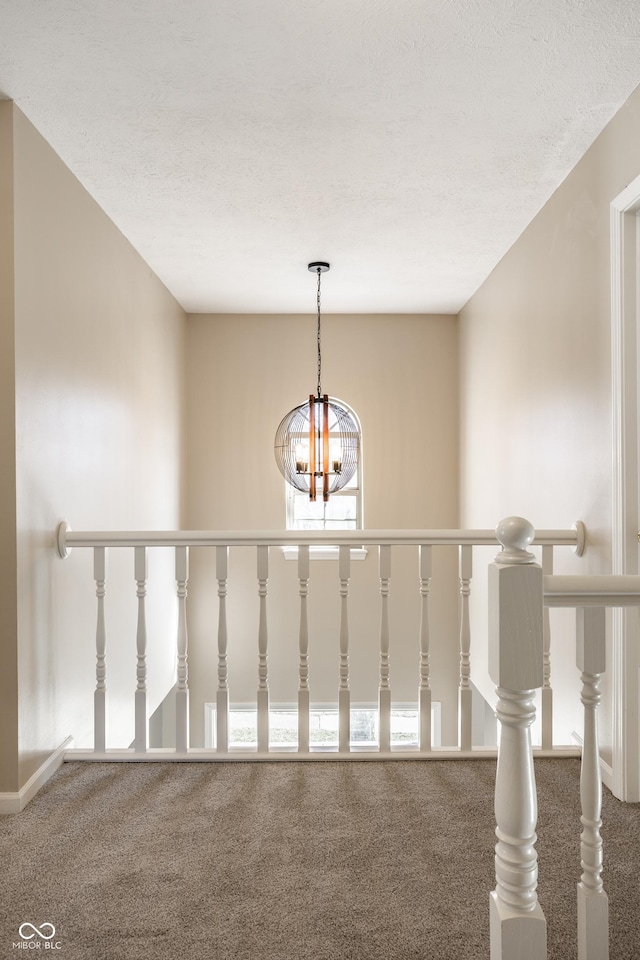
[274,262,359,502]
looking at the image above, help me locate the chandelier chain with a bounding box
[316,266,322,399]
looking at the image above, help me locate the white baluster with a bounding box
[175,546,189,753]
[339,545,351,753]
[418,545,432,752]
[216,545,229,753]
[541,545,554,749]
[378,545,392,752]
[134,546,148,753]
[298,544,310,753]
[94,547,108,754]
[489,517,547,960]
[576,606,609,960]
[458,544,472,751]
[257,545,269,753]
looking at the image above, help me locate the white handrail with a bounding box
[544,575,640,607]
[56,522,585,556]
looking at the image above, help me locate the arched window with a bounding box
[286,397,362,531]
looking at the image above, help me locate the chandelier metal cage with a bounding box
[274,263,360,502]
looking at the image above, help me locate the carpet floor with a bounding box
[0,759,638,959]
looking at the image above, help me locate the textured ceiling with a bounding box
[1,0,639,313]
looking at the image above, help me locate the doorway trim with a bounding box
[610,175,640,801]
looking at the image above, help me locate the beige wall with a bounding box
[459,82,640,746]
[184,313,461,745]
[1,103,186,791]
[185,312,459,531]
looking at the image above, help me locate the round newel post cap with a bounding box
[495,516,536,564]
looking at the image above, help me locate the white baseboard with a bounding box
[0,736,73,815]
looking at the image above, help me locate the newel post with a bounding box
[489,517,547,960]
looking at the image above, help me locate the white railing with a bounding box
[489,516,638,960]
[57,515,637,960]
[56,520,584,759]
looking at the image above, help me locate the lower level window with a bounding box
[204,703,442,750]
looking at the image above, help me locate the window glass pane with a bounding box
[325,495,357,521]
[290,491,358,527]
[295,519,325,530]
[293,496,325,522]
